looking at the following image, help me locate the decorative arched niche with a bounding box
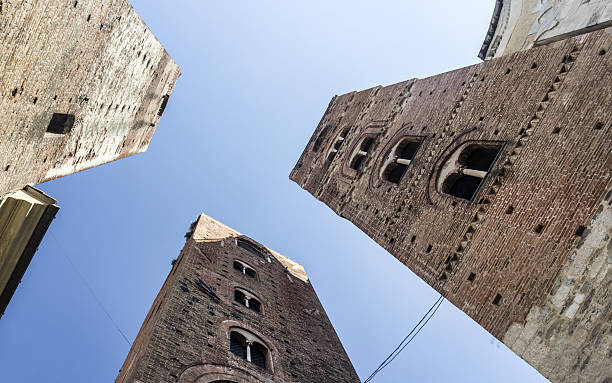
[436,141,503,201]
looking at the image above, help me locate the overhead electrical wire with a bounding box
[363,295,445,383]
[51,231,133,346]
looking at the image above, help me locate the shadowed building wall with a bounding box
[0,0,180,195]
[290,28,611,383]
[115,214,360,383]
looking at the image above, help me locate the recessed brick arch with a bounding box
[178,364,260,383]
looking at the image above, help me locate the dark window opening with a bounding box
[249,299,261,313]
[444,174,483,200]
[326,127,350,162]
[506,205,514,214]
[350,155,366,171]
[534,224,544,234]
[251,343,267,369]
[230,332,247,359]
[46,113,75,134]
[594,122,604,130]
[313,126,330,152]
[350,136,376,171]
[425,245,432,253]
[382,139,422,184]
[233,261,242,272]
[234,290,246,305]
[384,162,408,184]
[245,268,256,278]
[575,225,586,237]
[467,272,476,282]
[237,239,265,259]
[157,94,170,117]
[234,260,256,279]
[410,235,416,243]
[492,294,502,305]
[462,147,500,171]
[441,143,502,200]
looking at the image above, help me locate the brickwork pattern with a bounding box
[0,0,180,195]
[291,29,612,382]
[115,214,360,383]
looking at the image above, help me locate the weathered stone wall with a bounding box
[0,0,180,195]
[480,0,612,59]
[504,190,612,383]
[291,29,611,382]
[115,214,360,383]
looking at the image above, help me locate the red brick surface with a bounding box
[290,29,611,341]
[115,216,360,383]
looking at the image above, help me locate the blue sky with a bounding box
[0,1,548,382]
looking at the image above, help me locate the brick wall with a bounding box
[115,214,360,383]
[291,29,611,382]
[0,0,180,195]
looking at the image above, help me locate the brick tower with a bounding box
[0,0,180,196]
[290,28,611,383]
[115,214,360,383]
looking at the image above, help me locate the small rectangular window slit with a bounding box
[467,272,476,282]
[46,113,75,134]
[492,294,502,305]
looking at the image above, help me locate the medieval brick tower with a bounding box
[290,21,611,383]
[115,214,360,383]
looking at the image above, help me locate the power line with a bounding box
[363,295,444,383]
[50,231,133,346]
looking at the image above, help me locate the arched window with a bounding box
[236,238,266,260]
[438,142,502,200]
[380,137,423,184]
[326,127,350,162]
[312,126,330,152]
[349,135,377,171]
[229,329,270,370]
[233,260,257,279]
[234,288,262,313]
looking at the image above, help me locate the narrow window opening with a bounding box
[410,235,416,243]
[229,330,269,370]
[440,143,502,201]
[230,332,247,359]
[381,138,423,184]
[237,238,266,259]
[534,224,544,234]
[599,49,607,55]
[506,205,514,214]
[575,225,586,237]
[233,260,256,279]
[552,127,561,134]
[313,126,330,152]
[594,122,604,130]
[467,272,476,282]
[251,343,268,369]
[425,245,432,253]
[46,113,75,134]
[349,136,376,171]
[530,62,537,69]
[492,294,502,305]
[157,94,170,117]
[326,127,350,162]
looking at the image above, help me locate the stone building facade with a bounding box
[480,0,612,59]
[290,28,611,382]
[0,0,180,195]
[115,214,360,383]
